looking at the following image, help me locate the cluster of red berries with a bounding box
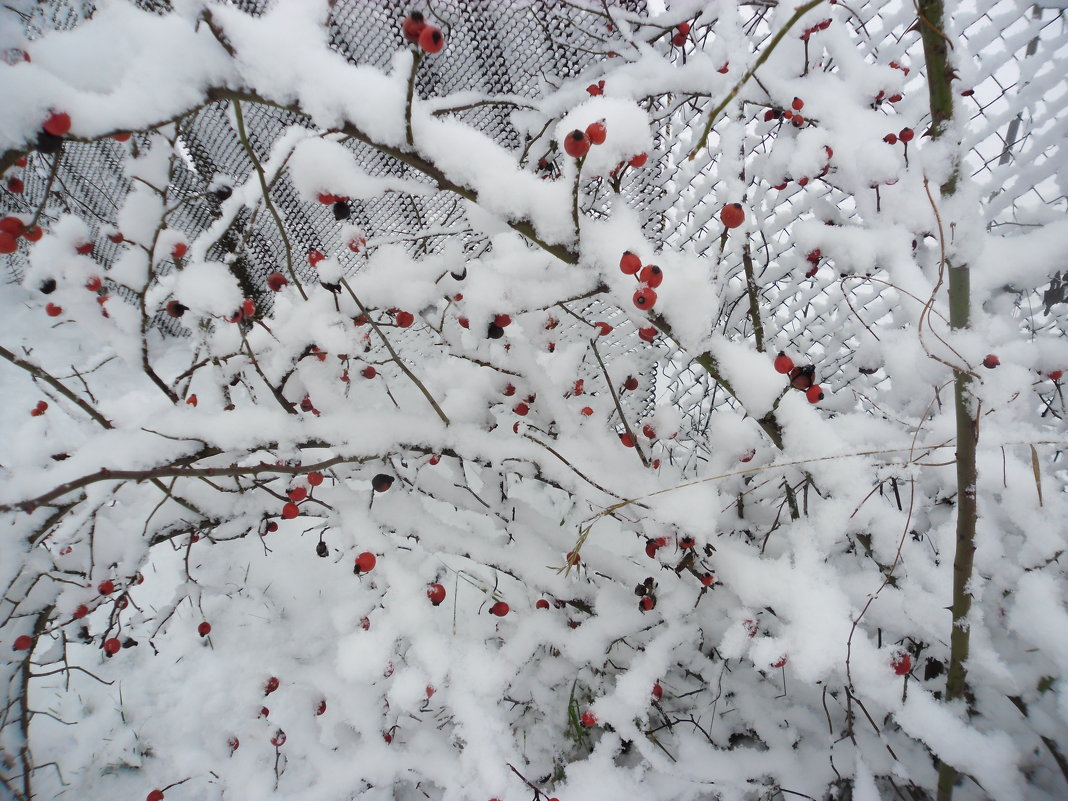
[670,21,691,47]
[29,399,47,417]
[765,147,833,192]
[563,119,607,159]
[764,96,808,128]
[774,351,824,403]
[586,80,605,96]
[619,250,662,310]
[402,11,445,53]
[0,215,41,253]
[883,127,915,146]
[279,471,327,519]
[799,18,831,41]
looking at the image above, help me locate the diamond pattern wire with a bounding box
[1,0,1065,453]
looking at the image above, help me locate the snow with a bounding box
[1,2,1066,801]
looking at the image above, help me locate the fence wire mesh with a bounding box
[2,0,1066,463]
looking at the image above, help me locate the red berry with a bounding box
[642,423,656,439]
[316,699,327,716]
[0,216,24,237]
[623,375,639,391]
[98,580,115,595]
[639,326,657,342]
[580,406,594,416]
[45,302,62,317]
[899,127,914,142]
[113,132,131,142]
[6,177,24,194]
[632,286,657,309]
[355,552,377,573]
[307,471,324,486]
[891,652,911,676]
[265,676,280,694]
[171,242,187,259]
[43,112,71,136]
[619,250,642,274]
[85,276,102,292]
[772,656,788,669]
[308,249,325,267]
[270,729,287,747]
[490,601,509,617]
[267,272,288,291]
[594,322,613,336]
[586,82,604,96]
[887,93,903,103]
[372,474,394,492]
[0,232,16,253]
[73,604,89,619]
[671,31,687,47]
[23,225,42,242]
[198,621,212,637]
[983,354,1000,369]
[402,11,426,43]
[427,583,446,605]
[638,264,663,287]
[700,573,715,586]
[679,536,695,549]
[791,96,804,111]
[228,736,240,753]
[242,298,256,318]
[513,402,529,416]
[185,394,197,407]
[563,129,590,159]
[1049,370,1063,381]
[457,316,469,329]
[288,486,307,502]
[619,432,635,448]
[585,121,607,145]
[774,352,794,374]
[883,133,898,145]
[806,384,824,403]
[536,599,550,609]
[639,595,656,611]
[317,193,337,205]
[419,25,445,54]
[13,635,32,651]
[395,310,415,327]
[75,241,93,255]
[103,637,121,655]
[644,540,660,558]
[720,203,745,229]
[676,21,691,35]
[281,502,300,519]
[347,236,367,253]
[628,152,648,168]
[651,682,663,700]
[147,790,165,801]
[580,710,597,727]
[493,313,512,328]
[266,522,278,533]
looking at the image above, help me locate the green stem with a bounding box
[688,0,825,160]
[918,1,975,798]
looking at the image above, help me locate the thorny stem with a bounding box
[405,51,423,147]
[741,240,765,353]
[339,279,451,426]
[232,100,306,300]
[590,339,649,468]
[913,0,978,796]
[688,0,825,159]
[0,344,114,429]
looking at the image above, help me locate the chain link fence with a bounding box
[2,0,1066,457]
